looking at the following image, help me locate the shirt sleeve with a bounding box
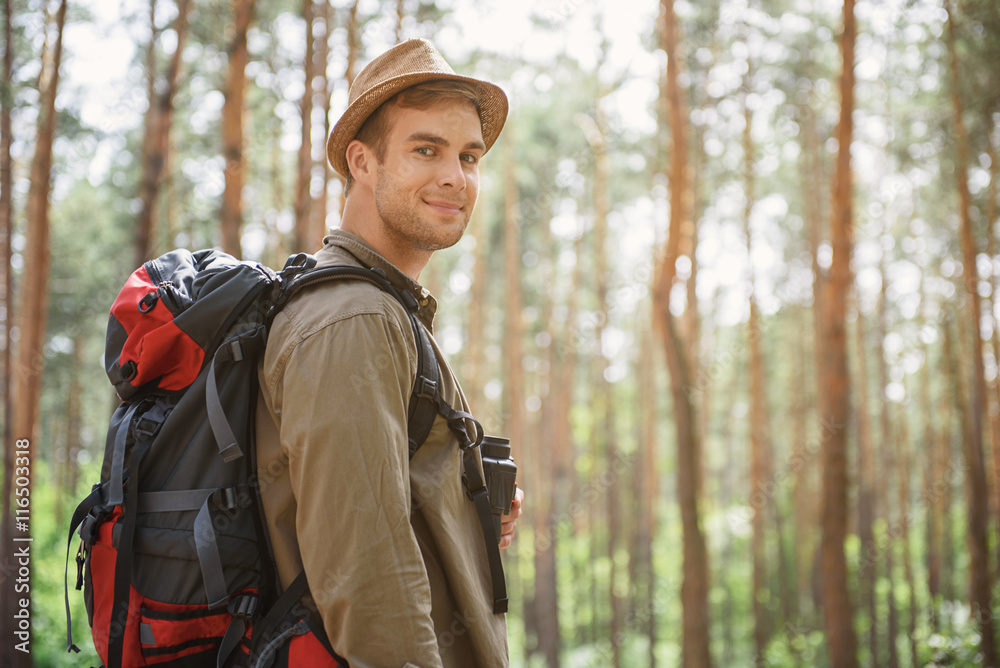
[267,304,444,668]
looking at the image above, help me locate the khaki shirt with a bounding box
[255,230,508,668]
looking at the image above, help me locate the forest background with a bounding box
[2,0,1000,666]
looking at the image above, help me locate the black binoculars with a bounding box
[480,436,518,544]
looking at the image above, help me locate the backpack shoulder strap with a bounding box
[274,263,441,458]
[405,316,440,458]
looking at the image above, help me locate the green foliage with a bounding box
[8,460,102,668]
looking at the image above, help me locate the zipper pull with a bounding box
[75,542,86,590]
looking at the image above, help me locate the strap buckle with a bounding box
[228,593,258,619]
[415,376,437,401]
[134,404,169,439]
[79,505,108,545]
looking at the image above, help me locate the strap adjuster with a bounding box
[135,404,169,439]
[79,505,108,545]
[134,417,161,439]
[228,593,258,619]
[215,487,239,511]
[415,376,437,401]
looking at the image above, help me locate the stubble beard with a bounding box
[374,166,470,253]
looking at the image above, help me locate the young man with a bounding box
[255,39,523,667]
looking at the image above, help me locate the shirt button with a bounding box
[419,298,429,307]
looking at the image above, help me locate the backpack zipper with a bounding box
[143,259,183,314]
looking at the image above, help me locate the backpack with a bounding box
[61,247,498,668]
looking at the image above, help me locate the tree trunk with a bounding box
[895,409,918,668]
[534,179,561,668]
[135,0,191,266]
[264,35,287,269]
[941,314,960,606]
[5,1,66,664]
[719,355,739,667]
[743,83,772,664]
[464,204,488,411]
[791,306,811,626]
[314,0,333,246]
[562,232,586,646]
[919,270,941,631]
[800,79,825,630]
[0,0,16,660]
[136,0,158,262]
[985,118,1000,576]
[945,4,996,663]
[876,266,899,668]
[853,310,877,666]
[339,0,361,216]
[501,134,530,662]
[56,333,84,525]
[346,1,360,89]
[655,2,712,665]
[639,319,658,668]
[220,0,254,258]
[502,133,524,486]
[586,94,623,668]
[292,0,315,254]
[395,0,404,42]
[819,0,859,665]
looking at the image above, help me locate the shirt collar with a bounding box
[320,229,438,327]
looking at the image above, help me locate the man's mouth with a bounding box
[424,199,463,215]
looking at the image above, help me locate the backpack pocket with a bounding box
[138,603,231,663]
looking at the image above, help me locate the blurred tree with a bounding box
[579,86,624,668]
[945,2,996,664]
[54,333,82,524]
[637,317,658,668]
[742,61,775,664]
[853,304,877,666]
[7,0,66,664]
[313,0,334,245]
[533,215,561,668]
[135,0,192,265]
[818,0,859,665]
[220,0,254,258]
[987,124,1000,574]
[292,0,314,253]
[345,0,360,88]
[1,0,13,452]
[875,256,900,668]
[654,0,712,665]
[0,0,16,661]
[0,0,15,656]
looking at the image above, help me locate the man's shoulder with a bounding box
[271,246,410,348]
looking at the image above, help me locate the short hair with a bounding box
[343,79,482,196]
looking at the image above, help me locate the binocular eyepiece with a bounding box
[480,436,518,544]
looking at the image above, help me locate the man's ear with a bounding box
[345,140,374,188]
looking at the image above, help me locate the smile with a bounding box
[424,200,463,215]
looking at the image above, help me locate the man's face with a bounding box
[372,99,484,253]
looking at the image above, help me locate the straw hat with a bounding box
[326,38,508,179]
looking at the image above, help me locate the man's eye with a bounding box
[461,154,479,164]
[416,147,433,156]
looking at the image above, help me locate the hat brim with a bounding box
[327,72,508,180]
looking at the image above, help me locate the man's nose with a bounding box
[437,154,466,190]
